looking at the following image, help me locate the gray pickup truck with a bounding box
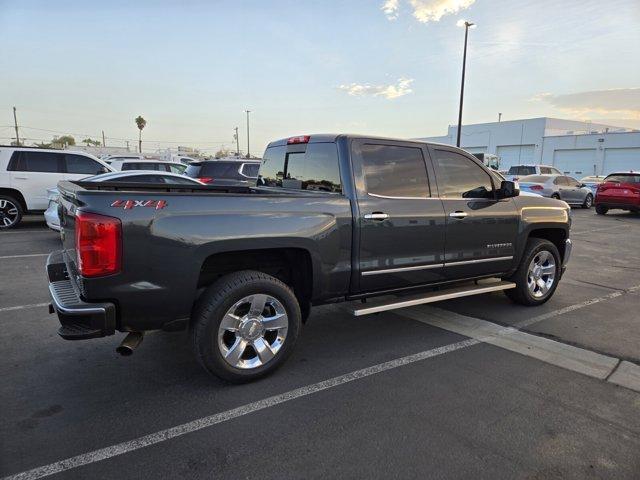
[47,134,572,382]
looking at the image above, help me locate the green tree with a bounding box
[82,138,102,147]
[135,116,147,153]
[52,135,76,148]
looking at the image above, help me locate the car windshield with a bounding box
[507,166,536,176]
[604,174,640,184]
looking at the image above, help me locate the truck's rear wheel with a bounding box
[504,238,561,306]
[191,270,301,383]
[0,195,22,229]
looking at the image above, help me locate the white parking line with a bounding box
[399,306,620,380]
[0,338,478,480]
[0,254,48,260]
[0,303,49,314]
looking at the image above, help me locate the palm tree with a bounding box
[135,116,147,153]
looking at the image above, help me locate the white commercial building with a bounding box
[418,117,640,177]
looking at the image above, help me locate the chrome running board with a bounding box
[351,280,516,316]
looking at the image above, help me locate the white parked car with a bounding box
[43,171,204,231]
[0,146,113,229]
[504,164,562,182]
[108,159,186,174]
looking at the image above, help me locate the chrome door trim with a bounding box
[361,262,445,276]
[363,213,389,220]
[444,256,513,267]
[367,192,439,201]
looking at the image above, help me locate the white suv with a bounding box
[504,164,562,181]
[0,146,113,229]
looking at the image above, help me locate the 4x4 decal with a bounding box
[110,200,167,210]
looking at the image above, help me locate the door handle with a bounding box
[364,213,389,220]
[449,211,468,219]
[14,176,27,180]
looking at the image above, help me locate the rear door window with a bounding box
[358,144,429,197]
[259,143,342,193]
[65,154,104,174]
[241,163,260,178]
[8,151,63,172]
[507,166,536,176]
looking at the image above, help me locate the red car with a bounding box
[595,172,640,215]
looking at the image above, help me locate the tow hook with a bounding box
[116,332,144,356]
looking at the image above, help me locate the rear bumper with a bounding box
[594,201,639,211]
[47,250,116,340]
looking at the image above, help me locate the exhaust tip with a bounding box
[116,345,135,356]
[116,332,144,356]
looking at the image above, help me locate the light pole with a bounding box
[456,20,475,148]
[245,110,251,158]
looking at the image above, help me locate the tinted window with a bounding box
[66,154,103,174]
[507,166,536,176]
[540,167,552,174]
[605,174,640,184]
[259,143,341,193]
[169,164,186,174]
[357,144,428,197]
[8,151,62,173]
[200,161,243,179]
[122,162,160,171]
[567,176,580,186]
[434,150,494,199]
[554,176,569,186]
[242,163,260,178]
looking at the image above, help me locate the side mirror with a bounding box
[497,180,519,199]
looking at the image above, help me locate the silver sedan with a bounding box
[518,174,594,208]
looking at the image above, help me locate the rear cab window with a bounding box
[507,166,536,176]
[258,142,342,193]
[186,161,244,180]
[604,174,640,184]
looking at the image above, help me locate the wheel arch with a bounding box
[0,188,27,211]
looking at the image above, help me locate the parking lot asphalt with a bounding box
[1,210,639,479]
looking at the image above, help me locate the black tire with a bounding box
[551,193,561,200]
[191,270,301,383]
[595,204,608,215]
[504,238,561,306]
[0,195,23,229]
[582,194,593,209]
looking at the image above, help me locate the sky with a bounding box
[1,0,639,155]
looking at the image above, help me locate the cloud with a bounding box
[382,0,476,22]
[338,78,414,99]
[381,0,399,20]
[531,88,640,118]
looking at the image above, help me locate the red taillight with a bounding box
[530,185,543,191]
[198,177,213,184]
[75,211,121,277]
[287,135,310,144]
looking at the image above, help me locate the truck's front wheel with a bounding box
[504,238,561,306]
[191,270,301,383]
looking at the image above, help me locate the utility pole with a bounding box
[245,110,251,158]
[234,126,240,157]
[12,106,20,146]
[498,113,502,122]
[102,130,106,147]
[456,21,475,148]
[126,140,130,151]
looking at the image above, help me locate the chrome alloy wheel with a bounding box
[217,294,288,369]
[0,199,19,228]
[527,250,556,298]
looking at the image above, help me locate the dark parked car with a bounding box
[47,134,572,382]
[185,159,261,186]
